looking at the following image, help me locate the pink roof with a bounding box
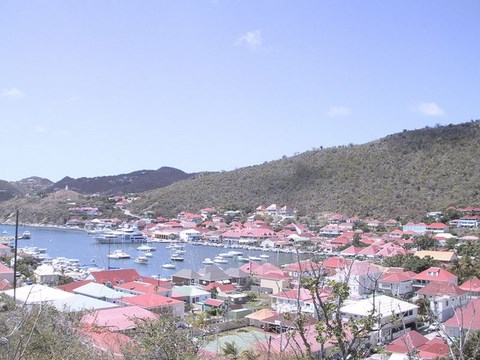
[349,261,381,276]
[204,282,236,293]
[250,263,284,277]
[0,262,13,274]
[272,287,330,302]
[283,259,322,272]
[57,280,93,293]
[384,330,428,353]
[380,271,416,283]
[90,269,142,285]
[82,305,157,332]
[340,246,364,255]
[115,281,169,294]
[417,281,466,296]
[121,293,183,309]
[204,298,224,307]
[321,256,351,269]
[460,277,480,292]
[385,331,448,359]
[81,328,132,359]
[413,267,457,283]
[444,299,480,331]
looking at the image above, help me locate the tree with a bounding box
[122,312,202,360]
[221,341,240,359]
[0,295,109,360]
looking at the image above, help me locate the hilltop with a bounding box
[130,121,480,221]
[0,120,479,224]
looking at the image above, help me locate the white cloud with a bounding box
[412,102,446,117]
[1,87,25,100]
[236,30,263,50]
[326,106,351,118]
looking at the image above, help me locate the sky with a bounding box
[1,1,479,182]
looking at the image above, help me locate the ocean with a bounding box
[0,224,305,279]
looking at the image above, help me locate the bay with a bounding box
[0,224,305,279]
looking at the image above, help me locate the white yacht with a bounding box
[202,257,214,265]
[134,256,149,264]
[162,263,176,269]
[107,249,131,259]
[136,244,156,251]
[94,228,148,244]
[214,256,228,264]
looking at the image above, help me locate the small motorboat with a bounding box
[162,263,176,269]
[134,256,149,264]
[107,249,130,259]
[202,258,214,265]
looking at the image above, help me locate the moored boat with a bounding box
[107,249,131,259]
[134,256,149,264]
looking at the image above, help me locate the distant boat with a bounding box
[259,254,269,259]
[236,256,250,262]
[202,257,214,265]
[94,228,148,244]
[144,252,154,258]
[107,249,131,259]
[170,253,185,261]
[137,244,156,251]
[214,256,228,264]
[21,230,31,239]
[134,256,149,264]
[248,256,262,261]
[162,263,176,269]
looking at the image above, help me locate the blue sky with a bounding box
[1,1,479,182]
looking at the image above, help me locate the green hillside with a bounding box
[130,121,480,221]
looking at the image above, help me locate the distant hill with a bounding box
[1,121,479,225]
[129,121,480,221]
[43,167,193,195]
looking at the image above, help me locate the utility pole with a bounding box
[13,210,19,303]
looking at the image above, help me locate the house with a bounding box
[334,261,382,299]
[244,308,276,327]
[444,298,480,338]
[120,293,185,318]
[81,305,157,332]
[271,287,329,317]
[171,285,211,305]
[402,222,427,234]
[0,243,12,257]
[416,281,468,322]
[87,269,143,287]
[426,222,450,234]
[412,267,458,290]
[0,262,14,283]
[33,264,61,285]
[224,267,249,288]
[414,250,457,263]
[340,295,419,343]
[340,245,364,257]
[459,276,480,297]
[282,259,322,279]
[384,330,449,359]
[171,268,201,286]
[457,216,479,228]
[73,282,134,302]
[113,280,171,297]
[197,265,231,286]
[377,271,415,298]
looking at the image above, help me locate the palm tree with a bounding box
[220,341,240,359]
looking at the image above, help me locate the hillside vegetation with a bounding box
[130,121,480,221]
[0,121,479,225]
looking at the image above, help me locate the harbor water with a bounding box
[0,224,306,279]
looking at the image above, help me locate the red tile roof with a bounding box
[57,280,93,293]
[413,267,457,283]
[380,271,416,283]
[444,299,480,331]
[460,277,480,292]
[90,269,142,285]
[204,298,224,307]
[417,281,466,296]
[121,293,183,309]
[82,305,158,332]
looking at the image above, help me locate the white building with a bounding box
[340,295,419,343]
